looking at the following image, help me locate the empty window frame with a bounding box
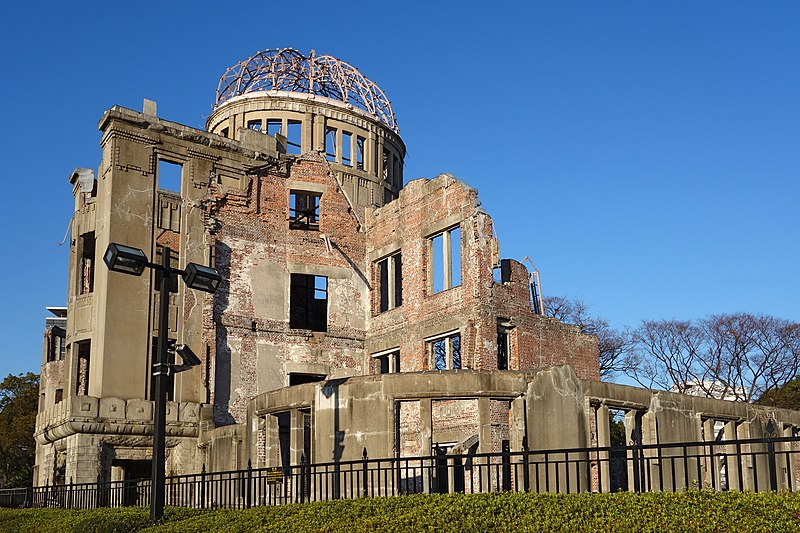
[266,119,282,137]
[75,340,91,395]
[428,332,461,370]
[157,159,182,194]
[497,321,513,370]
[341,131,352,166]
[393,155,401,188]
[247,119,263,132]
[382,149,390,181]
[78,232,96,295]
[325,127,337,162]
[356,136,365,170]
[54,389,63,405]
[287,120,302,154]
[372,349,400,374]
[289,191,321,230]
[290,274,328,331]
[377,252,402,312]
[430,226,462,294]
[288,373,327,386]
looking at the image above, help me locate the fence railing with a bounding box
[4,434,799,509]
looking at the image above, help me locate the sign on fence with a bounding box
[266,467,283,485]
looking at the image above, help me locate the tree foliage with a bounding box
[630,314,800,402]
[543,296,635,379]
[0,372,39,487]
[543,296,800,403]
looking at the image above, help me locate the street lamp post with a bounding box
[103,243,220,522]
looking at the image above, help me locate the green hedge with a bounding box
[2,490,800,532]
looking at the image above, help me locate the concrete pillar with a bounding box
[596,404,610,493]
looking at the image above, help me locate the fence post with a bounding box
[200,463,206,509]
[67,478,73,509]
[362,448,369,498]
[766,419,778,491]
[299,454,306,504]
[246,459,253,509]
[522,436,530,492]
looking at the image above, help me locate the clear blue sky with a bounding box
[1,1,798,379]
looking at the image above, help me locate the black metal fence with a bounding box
[3,434,799,510]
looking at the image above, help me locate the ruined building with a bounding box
[36,49,800,492]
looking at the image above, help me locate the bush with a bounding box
[2,490,800,532]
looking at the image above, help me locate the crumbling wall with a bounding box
[206,152,369,425]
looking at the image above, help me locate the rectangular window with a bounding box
[341,131,352,166]
[428,332,461,370]
[157,159,182,194]
[325,127,337,162]
[288,373,326,386]
[382,149,390,181]
[290,274,328,331]
[430,226,461,294]
[377,252,402,312]
[220,127,229,138]
[497,322,512,370]
[247,119,263,132]
[372,349,400,374]
[75,340,91,395]
[54,389,63,404]
[266,119,282,137]
[356,136,365,170]
[289,191,321,230]
[287,120,302,154]
[79,232,96,295]
[394,155,401,187]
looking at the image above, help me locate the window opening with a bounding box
[55,389,63,404]
[157,160,182,194]
[382,149,390,181]
[266,119,282,137]
[373,350,400,374]
[220,127,229,138]
[276,412,291,472]
[290,274,328,331]
[247,119,262,132]
[356,136,365,170]
[79,232,96,294]
[289,373,326,385]
[429,332,461,370]
[394,154,401,187]
[341,131,352,166]
[377,252,402,312]
[497,322,512,370]
[430,226,461,294]
[76,340,91,395]
[325,127,337,162]
[289,191,321,230]
[287,120,302,154]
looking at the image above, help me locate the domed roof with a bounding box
[215,48,398,132]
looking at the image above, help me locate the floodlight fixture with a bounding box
[103,243,148,276]
[183,262,222,293]
[172,344,202,373]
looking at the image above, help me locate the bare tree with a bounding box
[630,313,800,402]
[543,296,635,380]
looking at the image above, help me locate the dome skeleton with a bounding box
[215,49,398,133]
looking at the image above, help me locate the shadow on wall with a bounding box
[213,241,236,426]
[321,378,348,463]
